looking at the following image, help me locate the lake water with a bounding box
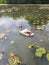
[0,16,49,65]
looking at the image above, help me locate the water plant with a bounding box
[39,39,44,42]
[35,47,46,58]
[28,44,34,49]
[35,50,42,57]
[46,53,49,61]
[7,52,22,65]
[28,43,49,62]
[0,53,3,60]
[0,33,5,39]
[10,40,14,44]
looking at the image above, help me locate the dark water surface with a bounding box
[0,16,49,65]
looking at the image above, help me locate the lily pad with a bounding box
[41,22,45,25]
[28,44,34,48]
[36,47,46,54]
[35,46,40,48]
[0,53,3,60]
[42,25,45,26]
[36,26,41,30]
[0,33,5,39]
[48,38,49,40]
[39,39,44,42]
[15,57,21,63]
[35,47,46,58]
[46,53,49,61]
[8,52,22,65]
[10,40,14,44]
[35,51,42,57]
[10,52,15,57]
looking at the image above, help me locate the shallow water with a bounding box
[0,16,49,65]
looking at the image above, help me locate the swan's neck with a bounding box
[19,26,22,31]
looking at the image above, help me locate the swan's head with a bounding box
[19,25,22,31]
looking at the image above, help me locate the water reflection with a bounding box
[0,16,49,65]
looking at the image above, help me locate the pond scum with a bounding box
[28,43,49,61]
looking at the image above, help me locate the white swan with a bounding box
[19,28,34,37]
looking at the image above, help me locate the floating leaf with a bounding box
[15,57,21,63]
[48,38,49,40]
[0,53,3,60]
[36,47,46,54]
[39,39,44,42]
[36,27,41,30]
[35,51,42,57]
[10,52,15,57]
[10,40,14,44]
[46,53,49,61]
[8,52,22,65]
[35,47,46,58]
[36,26,41,30]
[42,25,45,26]
[0,33,5,39]
[41,22,45,25]
[35,46,40,48]
[28,44,34,48]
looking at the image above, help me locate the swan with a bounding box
[19,26,34,37]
